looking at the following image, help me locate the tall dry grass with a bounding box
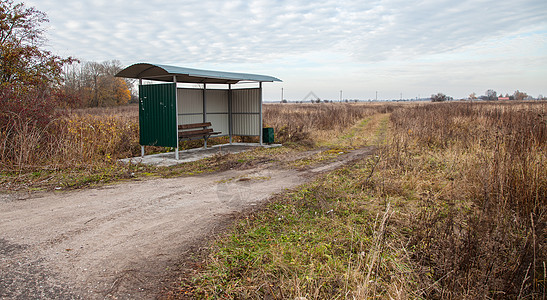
[379,101,546,298]
[0,111,139,173]
[158,100,544,298]
[1,103,399,190]
[264,102,400,145]
[1,103,399,174]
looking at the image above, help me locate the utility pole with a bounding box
[281,88,284,102]
[340,90,342,102]
[400,92,402,101]
[375,91,378,101]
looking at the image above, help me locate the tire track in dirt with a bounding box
[0,147,374,299]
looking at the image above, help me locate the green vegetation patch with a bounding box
[189,158,416,299]
[287,148,347,169]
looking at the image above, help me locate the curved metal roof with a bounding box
[115,63,282,84]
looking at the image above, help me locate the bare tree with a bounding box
[468,92,477,100]
[513,90,528,101]
[61,60,131,107]
[431,93,448,102]
[485,89,497,100]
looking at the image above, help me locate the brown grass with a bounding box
[378,101,546,298]
[264,102,401,146]
[0,102,401,171]
[1,102,398,190]
[0,112,139,172]
[187,100,545,299]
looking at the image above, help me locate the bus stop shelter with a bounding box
[115,63,281,160]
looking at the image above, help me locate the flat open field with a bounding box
[1,101,545,299]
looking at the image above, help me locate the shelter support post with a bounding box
[228,84,233,144]
[139,78,144,157]
[174,75,179,160]
[259,82,263,146]
[203,83,207,149]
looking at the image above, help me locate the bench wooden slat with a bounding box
[178,122,212,130]
[179,133,212,139]
[178,131,221,138]
[177,122,221,142]
[178,128,213,138]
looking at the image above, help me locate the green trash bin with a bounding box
[262,127,274,144]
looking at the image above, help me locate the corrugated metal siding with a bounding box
[207,114,228,134]
[177,88,229,135]
[179,115,202,125]
[206,90,228,112]
[174,87,260,136]
[206,90,229,134]
[232,88,260,136]
[233,114,259,136]
[232,88,260,113]
[178,88,202,114]
[139,83,177,147]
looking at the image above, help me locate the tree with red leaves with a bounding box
[0,0,76,168]
[0,0,75,127]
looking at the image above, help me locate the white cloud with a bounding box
[25,0,547,99]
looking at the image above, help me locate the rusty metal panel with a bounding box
[139,83,177,147]
[232,88,260,136]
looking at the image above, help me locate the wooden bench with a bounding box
[178,122,220,145]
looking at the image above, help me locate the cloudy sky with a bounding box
[27,0,547,101]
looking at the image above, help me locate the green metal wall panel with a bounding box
[139,83,177,147]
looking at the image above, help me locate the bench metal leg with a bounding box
[203,138,208,149]
[141,145,145,157]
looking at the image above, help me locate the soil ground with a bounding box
[0,147,373,299]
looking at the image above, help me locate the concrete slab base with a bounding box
[118,143,282,167]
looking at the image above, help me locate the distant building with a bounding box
[498,97,510,100]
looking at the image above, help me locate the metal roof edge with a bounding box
[115,63,282,83]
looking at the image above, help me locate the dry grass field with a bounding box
[186,101,546,299]
[263,102,398,146]
[1,101,545,299]
[0,102,395,190]
[376,102,546,298]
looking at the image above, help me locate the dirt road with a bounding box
[0,148,372,299]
